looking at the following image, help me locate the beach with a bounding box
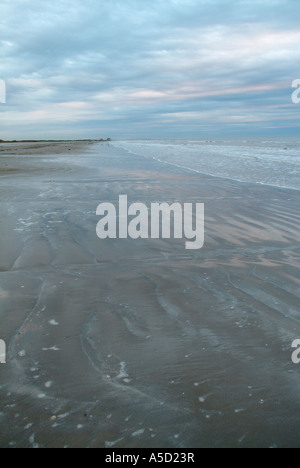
[0,141,300,448]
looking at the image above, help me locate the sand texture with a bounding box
[0,141,300,448]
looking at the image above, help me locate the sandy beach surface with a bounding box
[0,141,300,448]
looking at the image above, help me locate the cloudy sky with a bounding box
[1,0,300,140]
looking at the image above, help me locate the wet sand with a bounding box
[0,141,300,448]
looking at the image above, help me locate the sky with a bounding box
[1,0,300,140]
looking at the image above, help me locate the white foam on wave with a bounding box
[112,139,300,191]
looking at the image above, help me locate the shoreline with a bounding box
[0,141,300,448]
[112,139,300,192]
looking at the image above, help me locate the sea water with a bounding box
[112,139,300,191]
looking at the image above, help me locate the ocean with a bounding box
[112,139,300,191]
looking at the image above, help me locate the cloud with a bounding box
[1,0,299,138]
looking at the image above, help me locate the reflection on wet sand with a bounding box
[0,142,300,448]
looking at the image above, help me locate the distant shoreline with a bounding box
[0,139,112,143]
[0,140,99,161]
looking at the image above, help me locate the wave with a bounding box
[112,139,300,191]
